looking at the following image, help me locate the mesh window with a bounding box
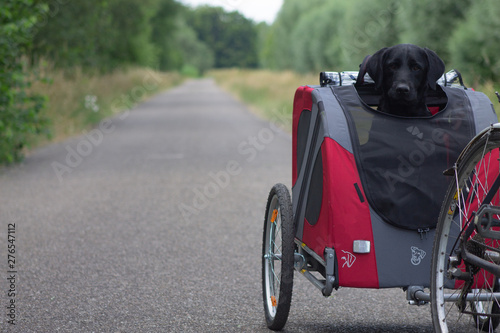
[334,85,475,230]
[305,150,323,225]
[297,110,311,175]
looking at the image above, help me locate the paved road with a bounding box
[0,79,437,332]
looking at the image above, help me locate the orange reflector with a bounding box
[271,296,277,307]
[271,209,278,223]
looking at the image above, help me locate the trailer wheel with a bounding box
[262,183,294,330]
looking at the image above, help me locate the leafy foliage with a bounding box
[173,18,214,76]
[0,0,49,163]
[396,0,472,63]
[448,0,500,81]
[150,0,183,71]
[187,6,258,68]
[30,1,258,72]
[260,0,324,70]
[31,0,163,70]
[339,0,399,68]
[260,0,499,82]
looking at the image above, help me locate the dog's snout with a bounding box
[396,83,410,95]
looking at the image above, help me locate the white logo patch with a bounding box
[407,126,424,139]
[411,246,426,266]
[341,250,356,268]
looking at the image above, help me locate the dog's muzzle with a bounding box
[389,82,418,104]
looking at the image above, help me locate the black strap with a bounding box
[355,55,371,86]
[454,69,467,89]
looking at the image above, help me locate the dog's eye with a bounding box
[411,65,421,71]
[388,64,398,70]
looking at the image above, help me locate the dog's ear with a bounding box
[365,47,388,90]
[424,48,445,90]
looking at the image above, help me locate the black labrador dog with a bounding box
[365,44,445,117]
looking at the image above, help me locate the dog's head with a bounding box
[365,44,445,115]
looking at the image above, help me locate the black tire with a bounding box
[471,277,500,331]
[262,183,294,331]
[431,130,500,332]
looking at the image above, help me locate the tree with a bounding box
[31,0,165,70]
[173,18,214,75]
[339,0,400,68]
[150,0,182,71]
[32,1,111,68]
[305,1,349,72]
[448,0,500,82]
[105,0,160,68]
[396,0,472,63]
[260,0,324,70]
[288,3,348,72]
[188,6,258,68]
[0,0,49,162]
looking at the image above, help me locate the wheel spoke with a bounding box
[432,134,500,332]
[262,184,294,330]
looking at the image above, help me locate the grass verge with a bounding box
[29,64,183,147]
[209,69,317,132]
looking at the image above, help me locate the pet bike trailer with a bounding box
[262,69,500,331]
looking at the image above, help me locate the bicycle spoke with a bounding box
[432,133,500,332]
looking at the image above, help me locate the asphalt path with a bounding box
[0,78,439,332]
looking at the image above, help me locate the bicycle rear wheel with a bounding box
[431,129,500,332]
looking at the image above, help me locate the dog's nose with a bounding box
[396,84,410,95]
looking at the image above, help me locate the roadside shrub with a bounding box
[0,1,49,163]
[448,0,500,82]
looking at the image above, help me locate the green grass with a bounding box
[477,81,500,113]
[29,64,184,146]
[209,69,317,131]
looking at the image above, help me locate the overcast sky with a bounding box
[177,0,284,24]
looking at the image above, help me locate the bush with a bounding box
[396,0,472,63]
[0,0,49,163]
[448,0,500,82]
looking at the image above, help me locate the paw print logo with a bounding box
[407,126,423,139]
